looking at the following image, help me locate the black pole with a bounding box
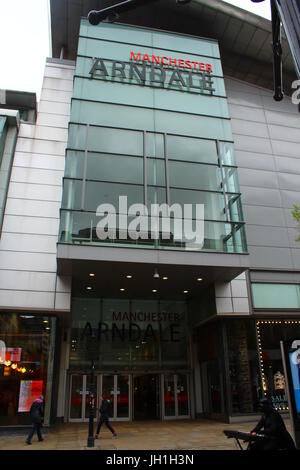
[87,360,95,448]
[88,0,160,25]
[271,0,283,101]
[87,0,192,25]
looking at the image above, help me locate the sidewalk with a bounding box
[0,419,291,451]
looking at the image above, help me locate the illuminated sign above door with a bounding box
[89,50,215,95]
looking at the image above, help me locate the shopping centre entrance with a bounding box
[68,373,190,422]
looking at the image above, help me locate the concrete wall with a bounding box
[215,272,251,316]
[0,60,74,312]
[226,77,300,272]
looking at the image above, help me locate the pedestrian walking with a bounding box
[26,395,44,445]
[95,395,117,439]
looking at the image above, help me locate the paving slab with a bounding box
[0,419,293,451]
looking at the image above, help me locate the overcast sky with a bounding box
[0,0,271,101]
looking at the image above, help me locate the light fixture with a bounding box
[43,320,48,324]
[183,290,189,294]
[152,289,158,293]
[120,288,125,292]
[197,278,203,282]
[45,327,50,330]
[89,273,95,277]
[87,286,92,291]
[163,276,168,280]
[153,268,160,279]
[126,275,133,279]
[11,363,17,370]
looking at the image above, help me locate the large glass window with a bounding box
[69,298,189,371]
[167,135,218,164]
[252,284,300,309]
[60,124,246,253]
[169,161,222,192]
[68,124,144,156]
[0,314,55,425]
[256,320,300,410]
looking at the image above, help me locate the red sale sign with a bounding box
[18,380,43,412]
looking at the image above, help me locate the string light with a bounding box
[257,319,300,401]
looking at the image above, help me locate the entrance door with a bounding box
[69,374,97,422]
[101,374,130,421]
[133,374,160,420]
[162,373,190,419]
[69,374,130,421]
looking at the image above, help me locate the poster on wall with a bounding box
[5,347,22,362]
[18,380,43,412]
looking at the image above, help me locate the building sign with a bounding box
[89,50,215,95]
[18,380,43,412]
[81,310,185,343]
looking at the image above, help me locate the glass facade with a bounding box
[0,314,55,425]
[60,126,246,253]
[70,298,189,371]
[252,283,300,309]
[0,115,18,233]
[59,20,247,254]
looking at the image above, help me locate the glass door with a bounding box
[100,374,130,421]
[177,373,189,417]
[162,373,190,419]
[69,374,99,422]
[69,375,84,421]
[163,373,176,417]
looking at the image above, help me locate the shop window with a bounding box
[256,320,300,410]
[0,314,55,426]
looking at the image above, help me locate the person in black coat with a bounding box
[26,395,44,445]
[95,395,117,439]
[249,398,296,450]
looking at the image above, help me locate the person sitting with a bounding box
[249,397,295,450]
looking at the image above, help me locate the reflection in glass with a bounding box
[59,209,247,253]
[167,135,218,164]
[70,375,83,419]
[102,375,114,418]
[164,374,175,417]
[146,133,164,159]
[117,375,129,418]
[177,374,189,416]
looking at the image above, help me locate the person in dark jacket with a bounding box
[95,395,117,439]
[26,395,44,445]
[249,398,296,450]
